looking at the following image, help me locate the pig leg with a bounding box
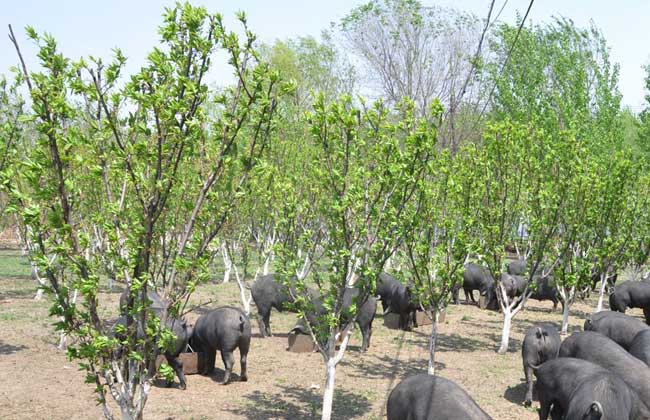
[240,351,248,382]
[523,364,533,406]
[256,309,268,338]
[206,349,216,375]
[538,392,551,420]
[166,355,186,390]
[197,350,209,375]
[264,313,272,337]
[359,322,372,352]
[221,351,235,384]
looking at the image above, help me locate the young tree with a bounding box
[403,143,478,373]
[3,4,287,419]
[586,152,642,312]
[276,96,437,420]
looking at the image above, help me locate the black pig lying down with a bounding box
[521,323,561,406]
[560,331,650,413]
[533,357,649,420]
[630,329,650,367]
[189,306,251,384]
[584,310,650,350]
[609,280,650,325]
[387,374,492,420]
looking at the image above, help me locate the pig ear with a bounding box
[589,401,603,419]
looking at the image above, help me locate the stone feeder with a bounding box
[155,351,202,374]
[383,309,446,330]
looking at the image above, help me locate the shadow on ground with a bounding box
[340,353,444,381]
[504,381,529,406]
[226,384,372,419]
[0,286,40,299]
[0,341,28,354]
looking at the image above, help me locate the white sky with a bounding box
[2,1,649,110]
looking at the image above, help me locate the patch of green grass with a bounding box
[461,314,472,322]
[0,312,18,321]
[0,250,31,279]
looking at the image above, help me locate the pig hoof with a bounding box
[241,376,248,382]
[179,382,187,390]
[523,400,532,407]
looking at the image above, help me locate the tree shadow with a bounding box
[0,341,28,354]
[520,305,558,314]
[226,384,372,419]
[205,367,247,384]
[340,353,444,381]
[0,287,39,299]
[410,329,490,352]
[251,332,289,339]
[504,382,530,406]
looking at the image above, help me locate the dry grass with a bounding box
[0,249,646,419]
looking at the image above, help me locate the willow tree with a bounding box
[3,4,288,419]
[275,96,436,420]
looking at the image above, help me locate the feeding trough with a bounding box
[287,331,317,353]
[384,309,445,330]
[155,350,203,374]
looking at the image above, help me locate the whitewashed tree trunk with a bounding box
[321,359,338,420]
[320,330,351,420]
[221,243,232,283]
[427,310,439,375]
[561,298,571,335]
[498,310,513,354]
[596,273,607,312]
[31,262,46,300]
[233,265,252,315]
[497,282,528,354]
[262,251,273,275]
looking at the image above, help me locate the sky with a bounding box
[2,0,649,111]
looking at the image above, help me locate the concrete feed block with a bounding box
[178,352,199,374]
[415,311,431,327]
[287,331,317,353]
[479,295,489,309]
[438,309,446,324]
[155,352,202,374]
[383,313,401,330]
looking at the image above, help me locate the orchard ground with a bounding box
[0,248,646,420]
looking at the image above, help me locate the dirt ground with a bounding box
[0,249,647,419]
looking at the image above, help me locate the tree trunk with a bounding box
[32,261,46,300]
[498,310,512,354]
[221,243,232,283]
[558,285,574,336]
[233,265,251,315]
[596,273,607,312]
[58,288,78,349]
[321,358,337,420]
[262,251,272,275]
[427,310,439,375]
[561,300,570,335]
